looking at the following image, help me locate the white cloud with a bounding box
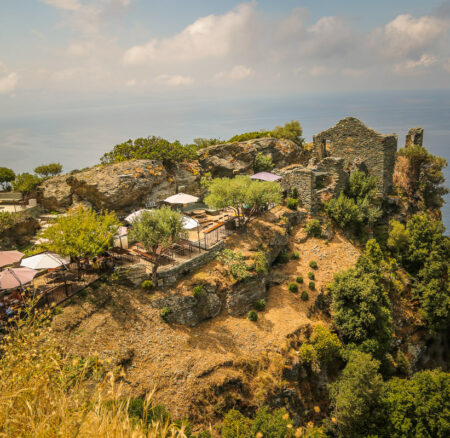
[124,2,255,64]
[0,72,18,95]
[394,54,438,74]
[43,0,81,11]
[215,65,253,80]
[157,74,194,87]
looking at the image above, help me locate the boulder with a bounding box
[173,162,202,196]
[37,172,75,212]
[198,138,305,178]
[225,274,268,316]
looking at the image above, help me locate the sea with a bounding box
[0,89,449,231]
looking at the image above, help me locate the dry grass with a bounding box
[0,303,192,438]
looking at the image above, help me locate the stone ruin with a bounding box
[279,117,401,212]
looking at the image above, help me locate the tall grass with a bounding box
[0,302,191,437]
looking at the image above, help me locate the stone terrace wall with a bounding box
[312,117,397,194]
[279,165,316,211]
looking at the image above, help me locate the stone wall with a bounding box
[405,127,424,148]
[279,165,316,211]
[312,117,397,194]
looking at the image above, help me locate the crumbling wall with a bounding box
[405,127,424,147]
[279,165,316,211]
[312,117,397,194]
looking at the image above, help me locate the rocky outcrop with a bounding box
[174,162,202,196]
[37,172,75,211]
[225,273,267,316]
[198,138,306,178]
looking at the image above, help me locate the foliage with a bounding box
[100,136,199,167]
[0,211,16,232]
[308,272,315,280]
[205,175,282,228]
[254,299,266,311]
[192,137,222,148]
[221,409,253,437]
[288,282,299,293]
[394,144,448,211]
[305,219,322,238]
[0,167,15,190]
[309,260,318,269]
[193,285,204,298]
[275,251,290,264]
[291,251,299,260]
[309,281,316,290]
[298,343,318,365]
[329,351,386,438]
[253,152,274,173]
[12,172,42,194]
[324,171,382,232]
[253,251,267,273]
[290,187,299,199]
[128,206,186,283]
[141,280,153,290]
[219,249,251,281]
[248,310,258,322]
[309,325,341,364]
[384,369,450,438]
[286,197,298,210]
[228,130,272,143]
[296,275,303,284]
[301,290,309,301]
[387,213,449,330]
[160,307,172,319]
[34,163,63,178]
[39,206,120,261]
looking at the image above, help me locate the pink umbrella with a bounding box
[0,251,25,268]
[0,268,37,290]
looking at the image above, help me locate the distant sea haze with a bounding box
[0,89,449,231]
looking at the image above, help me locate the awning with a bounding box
[164,193,199,204]
[250,172,282,182]
[21,253,70,270]
[182,216,200,230]
[0,250,24,268]
[0,267,37,290]
[125,209,153,223]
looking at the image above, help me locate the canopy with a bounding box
[21,253,70,270]
[250,172,282,182]
[0,267,37,290]
[164,193,199,204]
[117,226,128,237]
[125,209,153,223]
[182,216,200,230]
[0,250,24,268]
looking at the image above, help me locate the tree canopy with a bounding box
[12,173,42,195]
[34,163,63,178]
[0,167,15,190]
[204,175,282,228]
[39,207,120,261]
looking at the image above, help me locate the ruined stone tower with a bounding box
[405,127,424,148]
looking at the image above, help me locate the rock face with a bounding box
[225,274,268,316]
[0,214,40,250]
[198,138,306,178]
[37,160,175,214]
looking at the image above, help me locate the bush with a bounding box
[253,251,267,273]
[301,290,309,301]
[296,275,303,284]
[288,282,299,293]
[309,281,315,290]
[193,285,204,298]
[310,325,341,363]
[221,410,253,438]
[290,187,299,199]
[141,280,153,290]
[305,219,322,237]
[254,299,266,311]
[275,251,290,264]
[248,310,258,322]
[219,249,251,281]
[308,271,315,280]
[291,251,299,260]
[309,260,318,269]
[253,152,274,173]
[298,343,318,364]
[160,307,171,320]
[12,172,42,194]
[286,197,298,210]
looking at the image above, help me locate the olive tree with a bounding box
[34,163,63,178]
[0,167,15,191]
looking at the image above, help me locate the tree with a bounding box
[0,167,15,191]
[204,175,282,228]
[253,152,274,172]
[39,207,120,267]
[271,120,304,146]
[34,163,63,178]
[309,325,341,364]
[384,370,450,438]
[329,351,386,438]
[192,138,222,148]
[128,206,186,283]
[12,173,42,195]
[394,144,448,213]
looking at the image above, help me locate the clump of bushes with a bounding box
[308,271,315,280]
[160,307,171,320]
[286,197,298,210]
[305,219,322,237]
[141,280,153,290]
[288,282,299,293]
[296,275,303,284]
[248,310,258,322]
[301,290,309,301]
[193,285,204,298]
[253,152,274,173]
[275,251,290,264]
[219,249,251,281]
[309,281,316,290]
[291,251,299,260]
[309,260,318,269]
[253,251,267,273]
[254,299,266,311]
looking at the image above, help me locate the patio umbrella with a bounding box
[164,193,199,204]
[0,250,24,268]
[0,267,37,290]
[21,253,70,270]
[125,209,153,223]
[182,216,200,230]
[250,172,282,182]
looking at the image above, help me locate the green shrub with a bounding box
[248,310,258,322]
[288,282,298,293]
[254,251,267,273]
[286,197,298,210]
[296,275,303,284]
[310,325,341,363]
[298,343,318,364]
[141,280,153,290]
[53,306,63,315]
[275,251,290,264]
[309,260,318,269]
[301,291,309,301]
[219,249,251,281]
[305,219,322,237]
[193,285,204,298]
[291,251,299,260]
[308,271,315,280]
[160,307,171,320]
[221,410,253,438]
[254,299,266,311]
[309,281,315,290]
[290,187,299,199]
[253,152,274,173]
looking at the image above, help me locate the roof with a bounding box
[164,193,199,204]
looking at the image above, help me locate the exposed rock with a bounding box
[225,274,268,316]
[198,138,306,178]
[37,172,75,212]
[174,162,202,196]
[0,214,40,250]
